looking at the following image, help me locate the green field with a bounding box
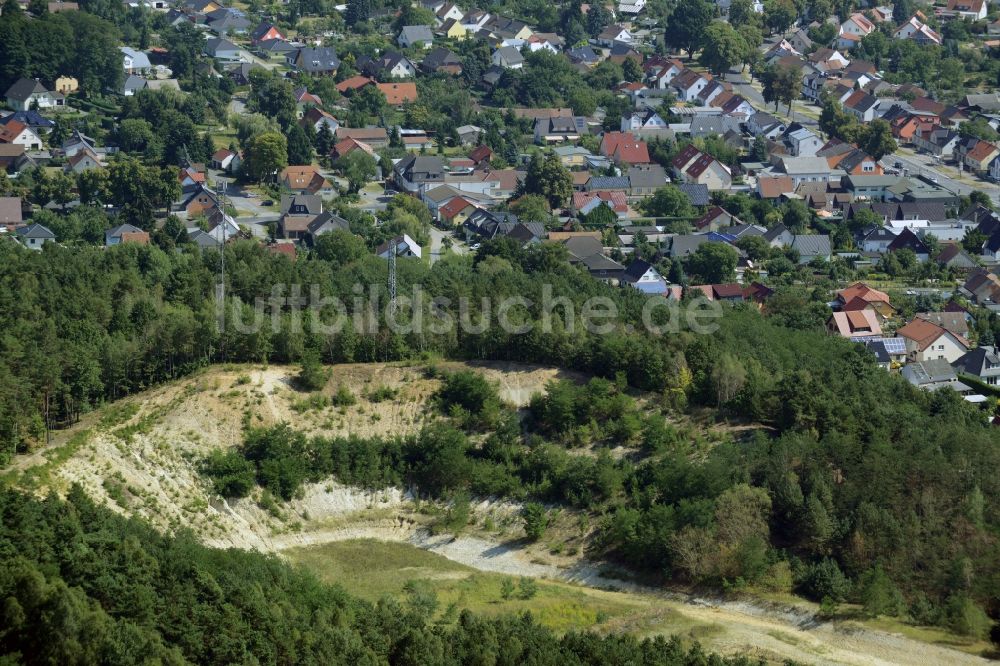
[285,539,668,633]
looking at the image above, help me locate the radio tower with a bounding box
[387,244,397,312]
[217,180,228,361]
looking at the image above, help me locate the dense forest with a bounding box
[0,486,766,665]
[3,234,1000,639]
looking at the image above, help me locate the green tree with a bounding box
[858,119,897,161]
[641,185,695,218]
[314,229,367,265]
[243,131,288,183]
[335,150,377,193]
[522,152,572,209]
[686,242,738,283]
[345,0,370,25]
[296,348,328,391]
[521,502,549,541]
[286,123,314,166]
[700,22,747,79]
[665,0,714,58]
[859,567,903,618]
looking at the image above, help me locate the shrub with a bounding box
[201,449,256,498]
[522,502,549,541]
[295,349,328,391]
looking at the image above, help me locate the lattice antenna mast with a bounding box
[218,180,227,361]
[388,244,397,312]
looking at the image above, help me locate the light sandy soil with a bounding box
[8,363,990,666]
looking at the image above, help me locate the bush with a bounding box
[295,349,328,391]
[365,385,399,402]
[522,502,549,541]
[797,558,851,603]
[436,370,502,428]
[944,595,991,638]
[518,576,538,600]
[201,449,256,498]
[331,384,357,407]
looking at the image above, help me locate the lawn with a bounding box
[285,538,648,633]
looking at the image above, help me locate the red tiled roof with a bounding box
[376,82,417,105]
[757,176,794,199]
[671,143,701,170]
[438,196,477,219]
[336,75,373,93]
[896,318,961,351]
[838,282,891,306]
[469,144,492,164]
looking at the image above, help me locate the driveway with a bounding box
[429,226,467,264]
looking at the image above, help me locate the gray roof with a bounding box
[903,358,961,388]
[15,223,55,239]
[121,47,151,69]
[587,176,630,191]
[676,183,709,206]
[280,194,322,215]
[4,78,47,102]
[563,236,604,259]
[791,234,831,258]
[307,212,351,236]
[205,38,240,56]
[778,156,831,175]
[123,74,147,93]
[670,234,711,257]
[296,47,341,73]
[689,115,741,138]
[953,345,1000,378]
[494,45,524,65]
[399,25,434,43]
[628,166,667,190]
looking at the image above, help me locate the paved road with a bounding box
[884,152,1000,205]
[428,226,467,264]
[727,69,819,127]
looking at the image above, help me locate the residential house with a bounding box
[288,47,341,76]
[597,25,632,46]
[210,149,240,172]
[377,82,418,106]
[843,90,880,122]
[573,191,630,219]
[279,166,335,197]
[945,0,986,19]
[896,317,970,362]
[533,116,588,143]
[886,227,930,261]
[4,79,64,111]
[677,183,710,206]
[492,45,525,69]
[438,196,480,225]
[105,223,150,246]
[775,156,833,187]
[435,1,464,22]
[747,112,785,139]
[65,148,103,173]
[791,234,832,263]
[0,121,42,151]
[177,184,219,217]
[694,206,741,232]
[437,18,468,40]
[959,271,1000,305]
[670,70,712,102]
[301,107,339,134]
[808,48,850,73]
[784,125,824,157]
[861,226,898,253]
[567,45,601,67]
[0,196,23,227]
[422,47,463,75]
[912,126,959,159]
[953,346,1000,386]
[250,22,285,45]
[15,223,56,250]
[377,234,422,259]
[306,212,351,243]
[206,8,251,35]
[757,175,794,200]
[902,358,968,392]
[398,25,434,49]
[936,244,979,272]
[828,310,883,339]
[963,140,1000,175]
[0,146,30,175]
[394,155,445,193]
[894,15,942,45]
[336,127,389,148]
[833,148,882,176]
[621,259,669,294]
[204,38,243,62]
[836,282,895,318]
[837,12,876,49]
[627,165,667,197]
[362,52,416,79]
[600,132,650,166]
[917,311,970,340]
[121,47,151,74]
[621,110,668,133]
